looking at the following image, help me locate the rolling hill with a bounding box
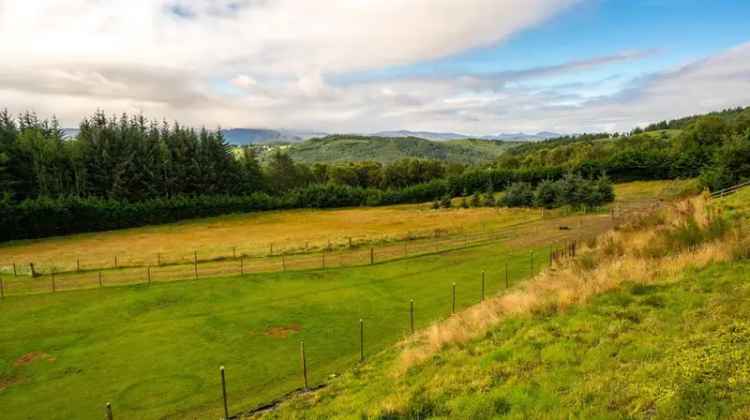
[285,135,522,164]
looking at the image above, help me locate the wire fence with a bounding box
[0,224,531,298]
[91,243,569,420]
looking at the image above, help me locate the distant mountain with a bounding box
[221,128,327,145]
[285,135,520,164]
[482,132,561,141]
[371,130,472,141]
[371,130,561,142]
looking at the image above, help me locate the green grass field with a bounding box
[0,239,551,419]
[262,260,750,419]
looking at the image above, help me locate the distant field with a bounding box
[0,180,692,276]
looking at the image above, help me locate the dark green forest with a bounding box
[1,106,749,241]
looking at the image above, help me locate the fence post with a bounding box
[370,248,374,265]
[282,255,286,272]
[30,263,36,278]
[12,262,16,276]
[481,271,485,302]
[105,402,113,420]
[147,266,151,285]
[220,366,229,420]
[114,256,118,269]
[348,237,352,248]
[193,251,198,280]
[51,269,56,293]
[240,256,244,276]
[76,258,80,273]
[157,253,161,267]
[269,243,273,256]
[300,341,308,391]
[359,319,364,362]
[0,276,4,299]
[232,247,236,259]
[98,271,103,288]
[410,299,414,334]
[452,282,456,314]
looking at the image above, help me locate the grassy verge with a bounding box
[254,189,750,419]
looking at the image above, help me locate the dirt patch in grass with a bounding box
[264,324,302,338]
[0,375,22,392]
[14,352,56,367]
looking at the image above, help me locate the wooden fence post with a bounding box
[232,247,237,259]
[359,319,365,362]
[51,268,56,293]
[410,299,414,334]
[481,271,485,302]
[0,276,5,299]
[193,251,198,280]
[29,263,36,278]
[240,256,244,276]
[98,271,103,288]
[147,266,151,285]
[220,366,229,420]
[300,341,308,391]
[269,243,273,256]
[157,253,161,267]
[12,262,16,276]
[452,282,456,314]
[76,258,80,273]
[105,402,113,420]
[370,248,374,265]
[114,256,118,269]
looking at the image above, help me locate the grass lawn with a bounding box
[261,260,750,419]
[0,240,552,419]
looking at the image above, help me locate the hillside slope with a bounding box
[286,135,520,164]
[251,190,750,419]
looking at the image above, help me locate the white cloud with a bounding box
[0,1,749,134]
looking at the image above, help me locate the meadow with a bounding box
[0,180,689,276]
[0,180,693,419]
[0,240,552,419]
[255,187,750,419]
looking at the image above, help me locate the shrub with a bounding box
[500,182,534,207]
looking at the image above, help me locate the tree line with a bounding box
[2,106,748,241]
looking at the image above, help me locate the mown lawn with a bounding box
[0,241,551,419]
[265,261,750,419]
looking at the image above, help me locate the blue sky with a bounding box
[1,0,749,134]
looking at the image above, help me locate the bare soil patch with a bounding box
[0,375,22,392]
[264,324,302,338]
[14,351,56,367]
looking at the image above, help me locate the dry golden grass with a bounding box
[396,193,744,372]
[0,204,539,272]
[0,180,683,275]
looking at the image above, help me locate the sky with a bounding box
[0,0,749,135]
